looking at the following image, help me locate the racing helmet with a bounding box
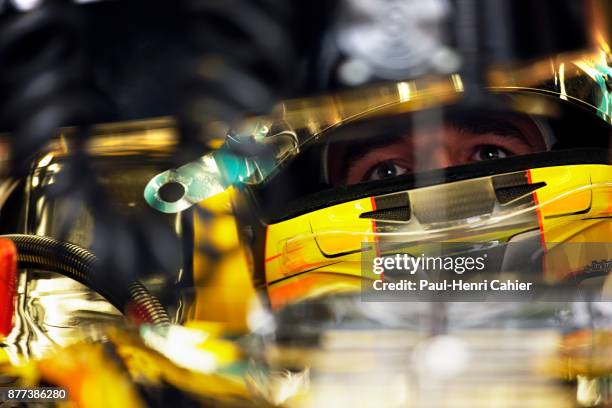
[182,44,612,309]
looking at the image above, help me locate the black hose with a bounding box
[126,280,171,326]
[1,234,171,326]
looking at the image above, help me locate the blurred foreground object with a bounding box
[1,325,256,408]
[0,238,16,337]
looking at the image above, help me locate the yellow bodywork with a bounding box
[188,189,258,333]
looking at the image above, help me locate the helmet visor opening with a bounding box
[245,91,611,223]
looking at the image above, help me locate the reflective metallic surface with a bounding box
[1,118,183,359]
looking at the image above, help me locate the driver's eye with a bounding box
[472,145,511,161]
[367,161,409,181]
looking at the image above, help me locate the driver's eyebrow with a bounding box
[450,116,529,139]
[338,132,406,163]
